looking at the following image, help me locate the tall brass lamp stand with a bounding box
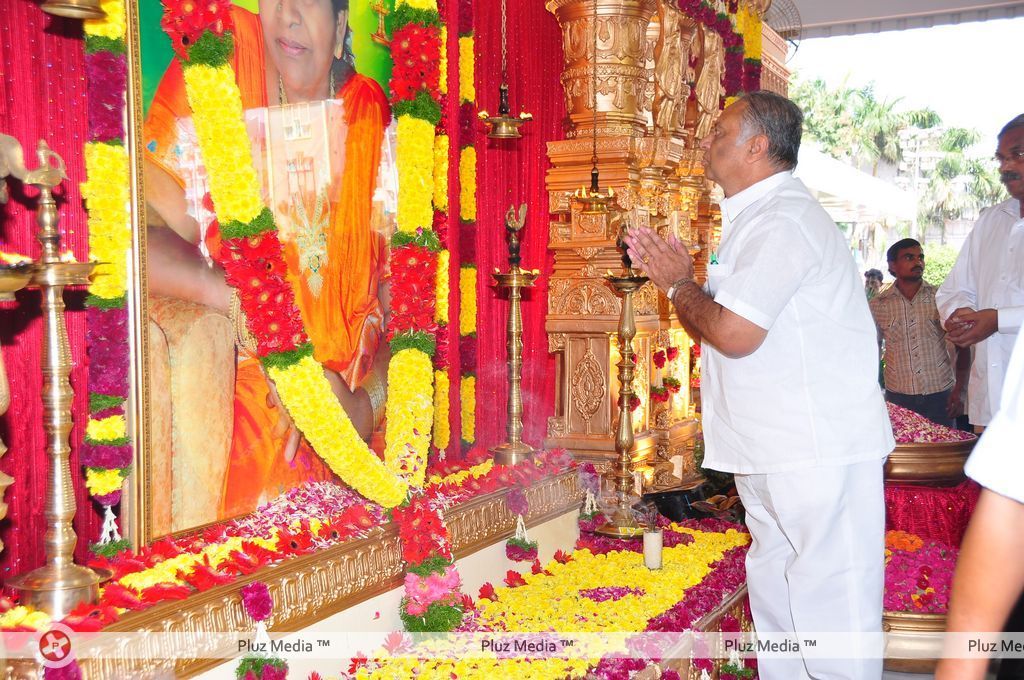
[596,234,647,538]
[2,136,103,618]
[490,204,540,466]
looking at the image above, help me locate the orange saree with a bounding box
[144,6,390,517]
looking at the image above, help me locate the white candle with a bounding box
[643,529,663,569]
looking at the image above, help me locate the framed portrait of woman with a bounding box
[130,0,398,540]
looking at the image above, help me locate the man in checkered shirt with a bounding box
[870,238,967,426]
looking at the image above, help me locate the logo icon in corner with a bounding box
[38,623,75,668]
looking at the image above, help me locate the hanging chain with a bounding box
[501,0,508,82]
[590,0,598,170]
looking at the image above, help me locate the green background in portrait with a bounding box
[139,0,394,117]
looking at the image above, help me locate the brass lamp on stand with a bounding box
[490,204,540,466]
[596,232,647,538]
[1,136,103,619]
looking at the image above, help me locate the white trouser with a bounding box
[735,458,885,680]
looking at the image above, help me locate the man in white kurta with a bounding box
[626,92,894,680]
[937,330,1024,680]
[936,115,1024,428]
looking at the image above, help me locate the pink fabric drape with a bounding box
[885,480,980,547]
[473,0,563,451]
[0,1,101,578]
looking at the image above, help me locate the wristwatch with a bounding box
[666,277,693,302]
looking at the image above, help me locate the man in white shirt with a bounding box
[937,330,1024,680]
[936,114,1024,429]
[626,91,894,680]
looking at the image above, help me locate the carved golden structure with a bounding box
[544,0,789,470]
[0,136,102,618]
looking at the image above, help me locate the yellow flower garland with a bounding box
[383,348,434,489]
[182,65,264,224]
[397,0,437,10]
[84,0,126,38]
[396,115,437,233]
[86,467,125,497]
[433,133,450,212]
[432,369,451,450]
[439,27,448,96]
[81,142,130,300]
[458,146,477,222]
[736,6,762,61]
[435,249,450,324]
[458,36,476,104]
[266,355,408,507]
[86,414,126,442]
[459,266,477,336]
[460,375,476,444]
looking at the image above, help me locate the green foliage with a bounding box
[400,600,465,632]
[507,536,538,550]
[390,331,437,357]
[89,393,125,412]
[235,655,287,679]
[85,35,126,55]
[186,31,234,68]
[221,207,276,240]
[392,91,442,125]
[392,229,442,251]
[260,343,315,371]
[922,244,961,287]
[391,4,442,30]
[86,293,128,310]
[406,556,453,577]
[89,539,131,559]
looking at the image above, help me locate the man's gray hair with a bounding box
[999,114,1024,139]
[738,91,804,170]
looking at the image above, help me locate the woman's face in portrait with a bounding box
[260,0,346,101]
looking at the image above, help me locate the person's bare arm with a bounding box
[936,489,1024,680]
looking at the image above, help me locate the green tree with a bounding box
[923,244,962,287]
[918,128,1007,240]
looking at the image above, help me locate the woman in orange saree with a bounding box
[144,0,391,519]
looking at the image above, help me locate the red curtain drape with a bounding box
[0,0,101,579]
[473,0,564,451]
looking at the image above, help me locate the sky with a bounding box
[788,16,1024,152]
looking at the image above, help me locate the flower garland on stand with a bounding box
[456,0,478,452]
[504,487,538,562]
[158,0,429,507]
[80,0,132,557]
[237,582,287,680]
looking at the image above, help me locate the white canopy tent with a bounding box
[793,145,918,224]
[790,0,1024,38]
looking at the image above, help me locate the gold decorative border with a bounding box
[68,471,583,679]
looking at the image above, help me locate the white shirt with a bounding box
[701,172,895,474]
[936,198,1024,425]
[965,329,1024,504]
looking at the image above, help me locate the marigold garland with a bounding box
[458,145,477,221]
[460,375,476,444]
[458,35,475,103]
[439,26,449,96]
[435,249,450,323]
[433,133,450,212]
[396,115,437,232]
[459,265,477,336]
[81,0,132,553]
[433,369,451,450]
